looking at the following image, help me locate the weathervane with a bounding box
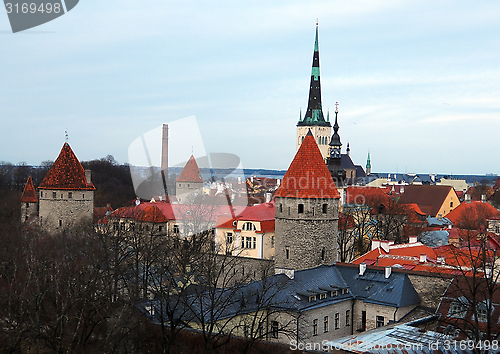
[65,129,69,142]
[335,101,339,114]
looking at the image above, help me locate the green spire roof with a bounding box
[366,151,371,169]
[297,22,330,128]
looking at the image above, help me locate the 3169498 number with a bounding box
[5,3,61,14]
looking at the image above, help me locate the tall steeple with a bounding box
[366,151,372,175]
[297,22,330,127]
[327,102,345,186]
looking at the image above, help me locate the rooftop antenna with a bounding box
[65,129,69,143]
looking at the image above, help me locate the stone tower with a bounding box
[20,176,38,223]
[176,155,203,203]
[275,130,340,273]
[38,143,95,232]
[296,23,332,161]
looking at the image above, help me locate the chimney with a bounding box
[385,266,392,279]
[485,267,492,278]
[419,254,427,263]
[380,240,390,253]
[437,213,443,220]
[437,256,445,265]
[265,192,272,203]
[277,179,281,187]
[400,185,405,194]
[481,194,487,203]
[409,236,418,244]
[465,193,471,202]
[371,240,381,251]
[85,169,92,184]
[359,263,367,276]
[161,123,169,182]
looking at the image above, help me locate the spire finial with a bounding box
[335,101,339,114]
[316,18,318,26]
[327,109,330,122]
[65,129,68,143]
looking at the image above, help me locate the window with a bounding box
[82,194,85,199]
[346,310,351,326]
[319,293,327,300]
[449,298,468,318]
[308,295,316,302]
[288,207,290,215]
[298,204,304,214]
[158,225,163,232]
[450,201,453,208]
[331,290,338,297]
[113,222,119,231]
[68,192,72,199]
[279,204,282,213]
[322,203,328,213]
[376,316,384,328]
[226,232,233,244]
[40,192,43,198]
[242,222,255,231]
[476,302,488,322]
[271,321,279,338]
[312,319,318,336]
[321,248,325,260]
[52,191,57,199]
[120,223,125,231]
[173,224,180,233]
[323,316,329,332]
[334,313,339,329]
[285,247,290,259]
[60,193,63,198]
[253,237,256,249]
[58,220,62,227]
[245,237,253,249]
[130,222,135,231]
[342,288,349,295]
[496,226,500,234]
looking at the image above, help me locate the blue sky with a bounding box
[1,1,499,175]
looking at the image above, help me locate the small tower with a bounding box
[275,130,340,273]
[20,176,38,223]
[366,151,372,175]
[296,22,332,160]
[176,155,203,203]
[38,143,95,232]
[327,104,346,186]
[346,142,351,157]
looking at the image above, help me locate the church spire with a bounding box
[297,22,330,127]
[366,151,372,175]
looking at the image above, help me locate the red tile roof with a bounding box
[38,143,95,191]
[397,185,455,217]
[176,155,203,183]
[275,133,340,199]
[445,201,500,229]
[215,202,276,232]
[137,205,169,223]
[345,186,391,206]
[20,176,38,203]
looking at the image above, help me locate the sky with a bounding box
[1,1,500,175]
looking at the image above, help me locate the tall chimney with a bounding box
[85,169,91,184]
[161,124,169,187]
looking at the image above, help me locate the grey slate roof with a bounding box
[419,230,449,247]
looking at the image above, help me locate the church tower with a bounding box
[275,130,340,273]
[366,151,371,175]
[327,105,346,186]
[38,143,95,232]
[296,23,332,161]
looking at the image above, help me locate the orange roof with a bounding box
[38,143,95,191]
[445,201,500,229]
[275,133,340,199]
[345,186,391,206]
[215,202,276,232]
[20,176,38,203]
[137,205,169,223]
[176,155,203,183]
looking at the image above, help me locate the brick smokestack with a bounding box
[161,124,169,189]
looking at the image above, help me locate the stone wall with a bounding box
[39,189,94,232]
[408,273,452,310]
[275,196,339,271]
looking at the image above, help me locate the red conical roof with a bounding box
[20,176,38,203]
[176,155,203,183]
[275,133,340,199]
[38,143,95,191]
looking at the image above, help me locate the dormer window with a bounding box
[242,222,256,231]
[319,293,327,300]
[68,192,72,199]
[308,295,316,302]
[331,290,338,297]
